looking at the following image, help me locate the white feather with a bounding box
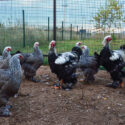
[55,52,75,64]
[55,56,67,64]
[109,52,120,61]
[114,50,125,62]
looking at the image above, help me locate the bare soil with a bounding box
[0,66,125,125]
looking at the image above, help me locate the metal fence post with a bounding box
[77,25,78,34]
[53,0,56,41]
[70,24,72,40]
[81,26,83,40]
[77,25,79,39]
[22,10,25,48]
[48,17,50,41]
[62,21,64,40]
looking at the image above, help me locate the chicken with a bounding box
[48,40,82,90]
[0,54,23,117]
[75,41,82,47]
[78,45,99,83]
[75,42,89,56]
[21,42,43,82]
[95,35,125,88]
[0,46,12,69]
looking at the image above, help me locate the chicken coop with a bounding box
[0,0,125,57]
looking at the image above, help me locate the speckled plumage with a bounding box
[21,42,43,81]
[78,45,99,83]
[0,46,12,69]
[0,54,22,107]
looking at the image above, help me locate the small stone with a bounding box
[107,107,111,109]
[97,95,101,99]
[14,94,18,98]
[41,88,46,92]
[117,103,122,106]
[45,82,50,85]
[116,91,120,94]
[104,97,107,100]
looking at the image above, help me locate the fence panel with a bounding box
[0,0,125,55]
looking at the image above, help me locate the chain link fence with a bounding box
[0,0,125,55]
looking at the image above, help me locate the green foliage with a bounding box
[112,33,116,41]
[93,0,124,30]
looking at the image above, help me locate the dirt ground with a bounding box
[0,66,125,125]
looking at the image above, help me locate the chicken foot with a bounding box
[0,106,11,117]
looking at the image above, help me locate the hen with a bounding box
[78,45,99,83]
[95,35,125,88]
[48,40,82,90]
[0,46,12,69]
[22,42,43,82]
[0,54,23,117]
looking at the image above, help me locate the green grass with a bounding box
[11,39,124,65]
[0,26,124,65]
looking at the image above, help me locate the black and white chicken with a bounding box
[22,42,43,82]
[48,40,82,90]
[78,45,99,83]
[95,35,125,88]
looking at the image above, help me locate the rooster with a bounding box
[95,35,125,88]
[48,40,82,90]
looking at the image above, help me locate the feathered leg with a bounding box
[23,63,39,82]
[53,79,62,89]
[0,94,11,117]
[106,62,125,88]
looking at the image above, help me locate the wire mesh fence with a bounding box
[0,0,125,56]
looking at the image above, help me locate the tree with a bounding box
[93,0,124,32]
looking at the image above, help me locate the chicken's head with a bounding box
[18,54,23,60]
[81,45,85,50]
[49,40,56,49]
[34,42,39,47]
[81,45,89,56]
[15,54,23,60]
[4,46,12,52]
[81,45,88,50]
[76,41,82,46]
[102,35,112,46]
